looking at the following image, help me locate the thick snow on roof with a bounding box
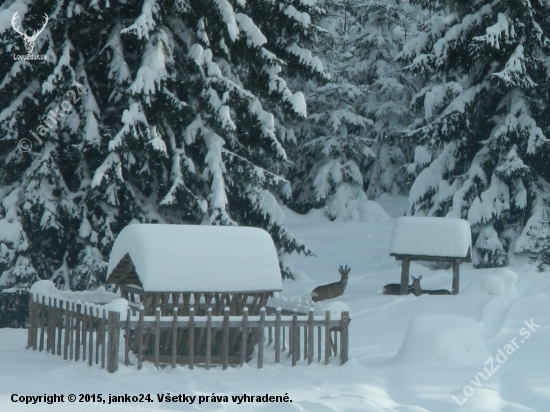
[390,217,471,258]
[107,224,282,292]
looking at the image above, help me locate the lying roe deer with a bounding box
[311,265,350,302]
[383,275,451,296]
[415,275,452,295]
[383,275,423,296]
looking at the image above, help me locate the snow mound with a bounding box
[324,301,351,318]
[392,314,490,366]
[463,268,518,296]
[107,298,130,320]
[29,280,119,304]
[360,201,392,222]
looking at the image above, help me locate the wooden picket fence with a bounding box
[27,294,350,372]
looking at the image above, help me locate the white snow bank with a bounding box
[390,216,471,258]
[107,224,282,293]
[392,314,491,366]
[325,301,351,318]
[463,268,518,296]
[29,280,119,304]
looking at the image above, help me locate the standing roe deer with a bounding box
[311,265,350,302]
[383,275,423,296]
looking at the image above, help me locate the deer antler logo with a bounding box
[11,11,48,54]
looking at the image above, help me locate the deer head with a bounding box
[338,265,350,281]
[12,11,48,54]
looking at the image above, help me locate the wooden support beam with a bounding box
[400,259,410,295]
[452,260,460,295]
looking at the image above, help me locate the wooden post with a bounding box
[47,297,54,354]
[82,304,87,362]
[452,260,460,295]
[39,296,46,352]
[125,307,131,367]
[154,307,160,369]
[340,311,349,364]
[318,326,321,362]
[75,303,81,361]
[95,308,100,365]
[222,307,229,370]
[69,302,75,360]
[64,301,70,359]
[296,312,301,361]
[240,308,248,366]
[274,308,281,364]
[89,306,94,366]
[27,295,34,349]
[324,310,331,365]
[101,310,106,369]
[137,307,144,370]
[258,308,265,369]
[188,307,195,370]
[400,258,410,295]
[292,310,298,366]
[171,307,178,369]
[57,300,63,356]
[206,307,212,370]
[107,311,120,373]
[307,308,314,365]
[282,326,286,353]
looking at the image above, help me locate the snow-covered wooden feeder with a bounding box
[106,224,282,317]
[389,217,472,295]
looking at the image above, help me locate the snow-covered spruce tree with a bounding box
[401,0,550,268]
[0,0,322,326]
[289,0,418,220]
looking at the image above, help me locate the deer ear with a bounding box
[418,275,422,281]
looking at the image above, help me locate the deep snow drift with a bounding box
[1,195,549,411]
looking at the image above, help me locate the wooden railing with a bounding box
[27,294,350,373]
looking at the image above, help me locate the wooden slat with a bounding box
[101,310,106,369]
[75,303,81,361]
[171,308,178,369]
[222,307,229,370]
[39,296,46,352]
[64,301,70,359]
[137,307,144,370]
[206,307,212,370]
[27,295,34,349]
[307,308,314,365]
[240,308,248,366]
[125,307,131,366]
[325,310,330,365]
[274,308,281,364]
[57,300,63,356]
[154,308,160,369]
[70,302,75,360]
[82,303,87,362]
[258,308,265,369]
[340,312,349,364]
[188,308,195,370]
[107,311,120,373]
[88,306,94,366]
[292,311,298,366]
[95,308,100,365]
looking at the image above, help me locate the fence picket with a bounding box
[274,308,281,364]
[240,308,248,366]
[307,308,314,365]
[137,307,144,370]
[206,307,212,370]
[89,306,94,366]
[75,304,81,361]
[57,300,63,356]
[171,308,178,369]
[325,310,330,365]
[125,307,131,367]
[188,308,195,370]
[154,308,160,369]
[292,311,298,367]
[341,311,349,364]
[258,308,265,369]
[222,307,229,370]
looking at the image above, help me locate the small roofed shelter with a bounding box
[106,224,282,317]
[389,217,472,295]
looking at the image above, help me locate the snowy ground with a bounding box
[2,195,550,411]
